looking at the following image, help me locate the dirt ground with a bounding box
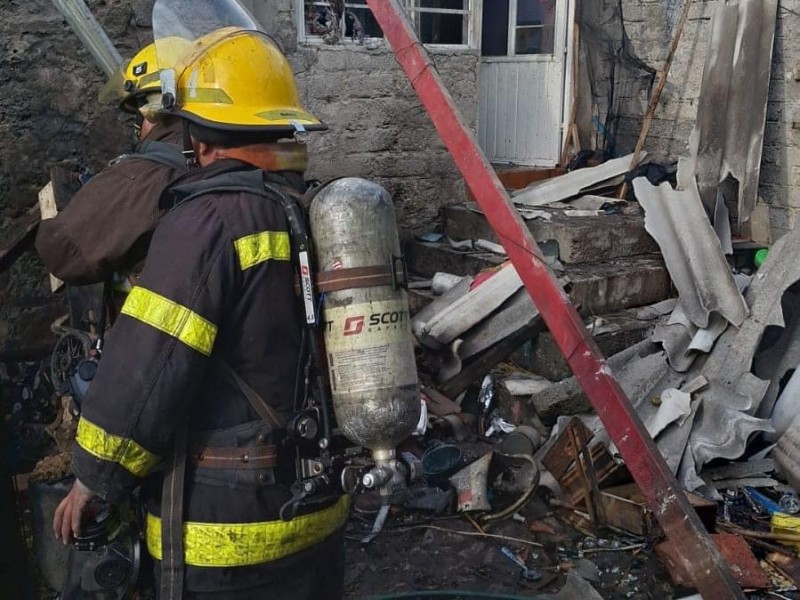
[342,500,677,600]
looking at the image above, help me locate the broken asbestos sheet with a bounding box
[685,0,778,224]
[413,263,523,346]
[512,152,646,207]
[633,169,748,329]
[661,226,800,492]
[652,274,751,372]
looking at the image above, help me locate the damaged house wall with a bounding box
[0,0,479,356]
[602,0,800,240]
[242,0,478,231]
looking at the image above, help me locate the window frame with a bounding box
[480,0,560,64]
[507,0,558,58]
[297,0,482,49]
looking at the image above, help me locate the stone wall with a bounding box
[610,0,800,241]
[0,0,154,358]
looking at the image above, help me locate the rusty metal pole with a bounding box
[364,1,744,597]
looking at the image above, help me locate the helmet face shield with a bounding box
[152,0,324,134]
[152,0,264,98]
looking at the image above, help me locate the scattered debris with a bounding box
[542,419,628,516]
[656,533,770,589]
[512,152,647,207]
[500,545,542,581]
[540,569,603,600]
[600,483,716,538]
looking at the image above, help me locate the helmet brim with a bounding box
[175,107,328,133]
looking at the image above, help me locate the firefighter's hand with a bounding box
[53,479,94,545]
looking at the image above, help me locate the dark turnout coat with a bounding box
[36,120,187,285]
[71,159,346,598]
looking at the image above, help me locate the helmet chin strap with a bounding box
[181,119,198,168]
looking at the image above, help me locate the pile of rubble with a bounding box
[351,144,800,597]
[344,1,793,593]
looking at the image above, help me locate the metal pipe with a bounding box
[51,0,123,78]
[363,1,745,598]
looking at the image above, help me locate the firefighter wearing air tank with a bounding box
[52,20,348,600]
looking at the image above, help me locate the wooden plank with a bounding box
[421,387,462,417]
[38,181,65,292]
[560,444,625,507]
[439,320,541,400]
[767,552,800,587]
[567,420,607,526]
[542,418,595,479]
[38,181,58,220]
[657,534,770,589]
[601,483,717,537]
[39,167,81,292]
[560,23,581,166]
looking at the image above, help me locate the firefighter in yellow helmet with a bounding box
[36,42,187,288]
[54,27,347,600]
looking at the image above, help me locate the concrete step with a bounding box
[512,307,661,381]
[405,240,673,317]
[443,205,659,265]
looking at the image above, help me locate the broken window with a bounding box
[303,1,382,43]
[481,0,557,56]
[301,0,475,46]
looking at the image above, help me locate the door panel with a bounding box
[478,0,569,166]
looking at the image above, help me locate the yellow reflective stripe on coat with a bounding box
[234,231,291,270]
[146,495,349,567]
[121,287,217,356]
[76,418,160,478]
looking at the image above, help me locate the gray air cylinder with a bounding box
[310,178,420,459]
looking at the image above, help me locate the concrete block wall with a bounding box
[761,1,800,239]
[244,0,479,234]
[293,46,478,233]
[613,0,800,241]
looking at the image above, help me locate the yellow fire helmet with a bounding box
[172,28,325,134]
[116,38,190,114]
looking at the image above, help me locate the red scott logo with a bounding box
[343,316,365,336]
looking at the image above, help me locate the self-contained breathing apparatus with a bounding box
[270,177,423,523]
[60,498,141,600]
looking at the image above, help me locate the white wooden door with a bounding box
[478,0,571,166]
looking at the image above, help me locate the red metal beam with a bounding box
[365,1,745,598]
